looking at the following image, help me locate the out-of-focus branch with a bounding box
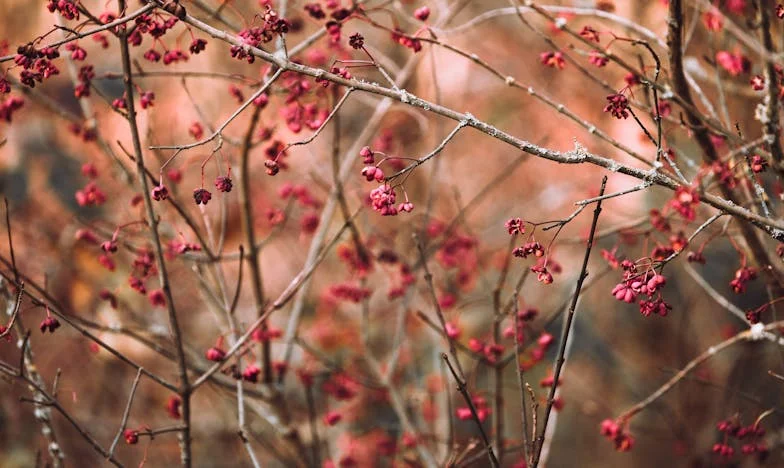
[117,3,192,463]
[618,321,784,422]
[754,0,784,177]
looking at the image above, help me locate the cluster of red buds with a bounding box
[323,410,342,426]
[414,6,430,21]
[711,161,737,189]
[329,282,372,303]
[252,326,282,343]
[715,49,750,77]
[713,418,768,460]
[241,364,261,383]
[46,0,79,19]
[745,303,769,324]
[531,263,554,285]
[75,162,107,206]
[513,241,544,259]
[369,184,412,216]
[230,7,289,62]
[456,395,490,422]
[588,50,609,67]
[468,338,505,364]
[391,29,422,53]
[600,418,635,452]
[15,43,60,88]
[669,186,700,221]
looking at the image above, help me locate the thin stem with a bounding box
[619,321,784,421]
[109,368,144,456]
[238,101,271,383]
[117,5,192,464]
[442,353,500,468]
[531,176,607,467]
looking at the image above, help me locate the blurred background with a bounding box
[1,0,784,466]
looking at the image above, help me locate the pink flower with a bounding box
[611,282,636,303]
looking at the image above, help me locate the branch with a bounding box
[116,4,192,464]
[618,321,784,421]
[0,4,156,63]
[442,353,500,468]
[172,3,784,241]
[108,367,144,456]
[531,176,607,467]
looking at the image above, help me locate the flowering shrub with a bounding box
[2,0,784,466]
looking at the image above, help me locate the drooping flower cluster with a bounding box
[152,184,169,201]
[730,266,757,294]
[513,241,544,259]
[39,315,61,334]
[369,184,411,216]
[14,43,60,88]
[603,92,630,119]
[193,188,212,205]
[611,262,672,317]
[46,0,79,19]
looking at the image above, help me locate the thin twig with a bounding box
[116,5,192,464]
[109,367,144,456]
[442,353,500,468]
[531,176,607,467]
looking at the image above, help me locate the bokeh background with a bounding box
[2,0,784,466]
